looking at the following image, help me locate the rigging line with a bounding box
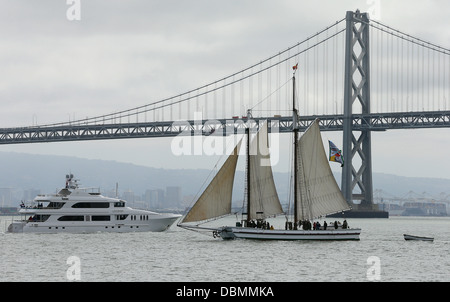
[176,225,215,236]
[250,77,291,111]
[184,135,243,212]
[286,127,293,220]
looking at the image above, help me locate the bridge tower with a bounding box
[341,10,373,209]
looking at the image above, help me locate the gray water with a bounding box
[1,216,449,282]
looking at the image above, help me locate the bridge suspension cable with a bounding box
[7,13,450,130]
[19,18,347,129]
[370,19,450,55]
[369,19,450,114]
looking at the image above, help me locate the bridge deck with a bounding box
[1,111,449,144]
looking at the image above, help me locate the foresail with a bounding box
[296,119,350,220]
[181,139,242,224]
[248,122,284,220]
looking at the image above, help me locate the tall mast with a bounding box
[246,126,251,223]
[292,71,299,223]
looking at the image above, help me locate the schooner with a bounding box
[178,69,361,240]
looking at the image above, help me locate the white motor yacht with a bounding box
[8,174,181,233]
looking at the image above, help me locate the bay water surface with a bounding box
[1,215,449,282]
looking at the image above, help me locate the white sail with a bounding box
[181,139,242,224]
[248,122,284,219]
[296,119,350,220]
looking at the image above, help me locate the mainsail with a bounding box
[181,139,242,224]
[248,122,284,220]
[296,119,350,220]
[181,121,283,225]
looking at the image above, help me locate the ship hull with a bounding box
[403,234,434,241]
[218,226,361,240]
[8,214,180,234]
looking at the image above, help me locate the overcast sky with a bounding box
[0,0,449,181]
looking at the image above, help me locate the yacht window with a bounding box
[116,215,128,220]
[47,202,65,209]
[114,201,125,207]
[58,215,84,221]
[29,215,50,222]
[72,202,109,208]
[92,215,111,221]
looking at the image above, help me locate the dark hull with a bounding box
[327,210,389,218]
[404,234,434,241]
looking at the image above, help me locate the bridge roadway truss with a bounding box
[1,110,449,144]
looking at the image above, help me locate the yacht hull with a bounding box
[7,174,182,234]
[8,214,180,234]
[218,226,361,240]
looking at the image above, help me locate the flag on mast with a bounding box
[328,140,344,167]
[292,63,298,70]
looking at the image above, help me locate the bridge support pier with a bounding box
[342,10,374,209]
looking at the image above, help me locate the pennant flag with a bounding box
[329,140,344,167]
[292,63,298,70]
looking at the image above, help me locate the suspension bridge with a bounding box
[1,10,449,215]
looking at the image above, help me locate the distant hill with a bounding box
[1,151,450,207]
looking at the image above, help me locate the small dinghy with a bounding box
[404,234,434,241]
